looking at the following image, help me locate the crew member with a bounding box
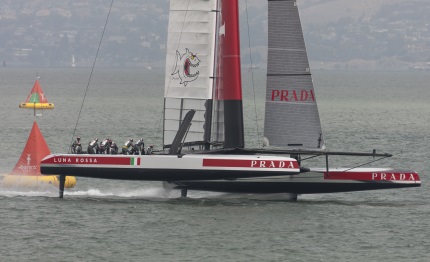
[110,141,118,154]
[122,138,133,155]
[71,137,82,154]
[146,144,154,155]
[100,138,110,154]
[88,138,99,154]
[135,138,145,155]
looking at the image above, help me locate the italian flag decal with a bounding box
[130,158,140,166]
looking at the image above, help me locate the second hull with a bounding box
[164,168,421,194]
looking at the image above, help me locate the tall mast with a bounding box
[219,0,244,148]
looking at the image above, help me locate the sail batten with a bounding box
[264,0,324,149]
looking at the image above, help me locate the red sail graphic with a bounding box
[10,121,51,176]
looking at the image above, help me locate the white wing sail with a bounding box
[164,0,218,148]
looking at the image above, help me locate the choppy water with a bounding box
[0,68,429,262]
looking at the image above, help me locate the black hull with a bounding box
[165,180,420,194]
[41,166,298,181]
[41,155,420,195]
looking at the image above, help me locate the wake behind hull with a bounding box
[164,169,421,194]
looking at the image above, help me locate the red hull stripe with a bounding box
[42,156,132,165]
[324,171,420,182]
[203,159,298,169]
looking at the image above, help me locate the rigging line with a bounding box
[68,0,114,153]
[244,0,261,148]
[300,154,324,161]
[340,156,391,172]
[155,0,192,148]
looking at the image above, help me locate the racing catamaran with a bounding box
[41,0,420,198]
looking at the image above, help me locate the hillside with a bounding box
[0,0,429,70]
